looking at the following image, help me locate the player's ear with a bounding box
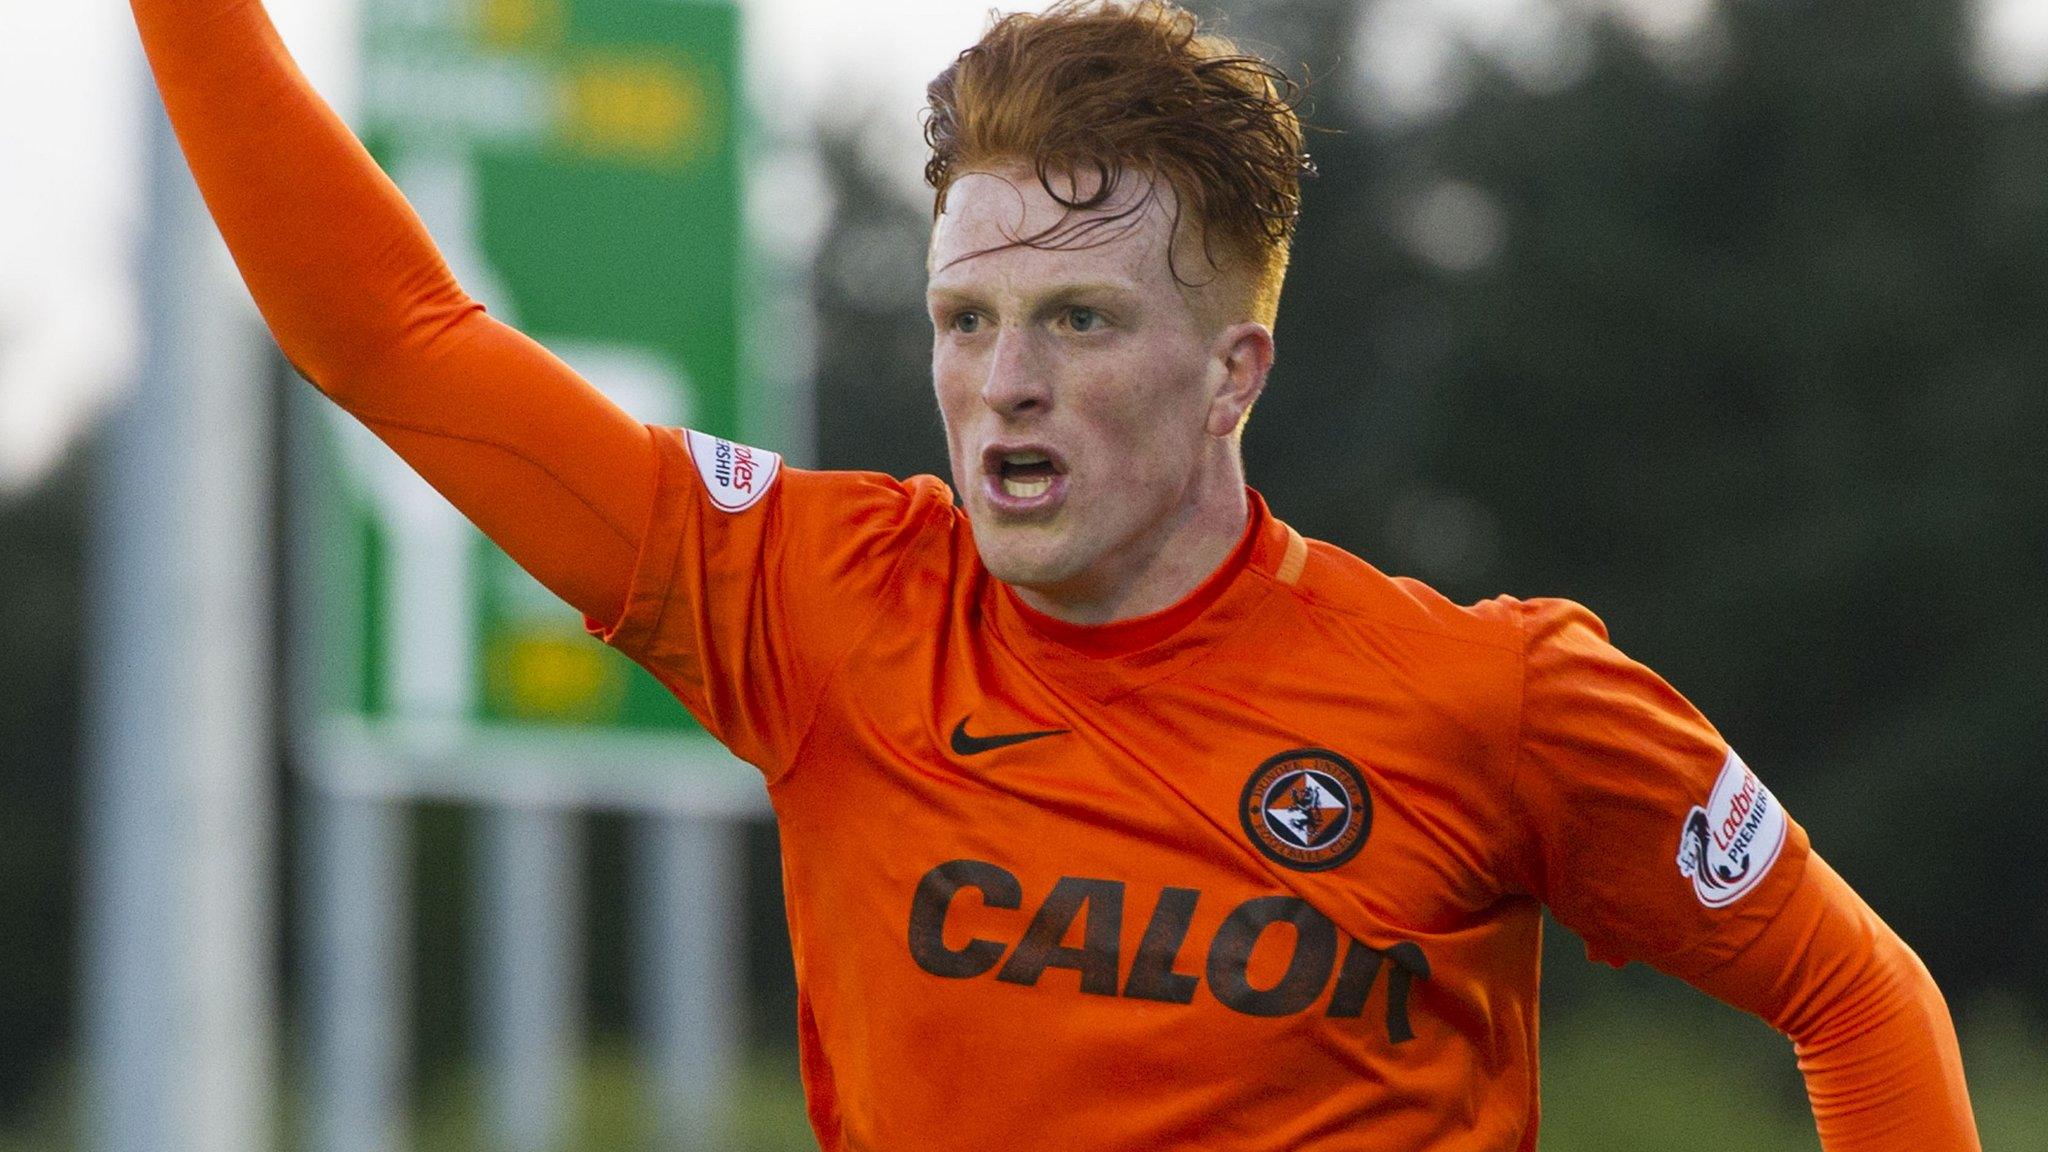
[1206,321,1273,438]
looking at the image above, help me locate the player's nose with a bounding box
[980,327,1052,417]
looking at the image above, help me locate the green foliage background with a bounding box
[4,0,2046,1145]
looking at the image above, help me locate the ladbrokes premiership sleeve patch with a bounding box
[684,428,781,512]
[1675,748,1788,908]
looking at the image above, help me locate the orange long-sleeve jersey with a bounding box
[133,1,1982,1147]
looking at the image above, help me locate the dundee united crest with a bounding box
[1240,749,1372,872]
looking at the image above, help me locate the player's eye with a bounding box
[949,310,984,335]
[1064,306,1101,333]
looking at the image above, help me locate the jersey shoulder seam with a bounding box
[1252,566,1526,657]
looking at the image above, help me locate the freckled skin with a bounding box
[926,163,1276,625]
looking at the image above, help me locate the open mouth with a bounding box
[981,444,1069,511]
[998,451,1059,498]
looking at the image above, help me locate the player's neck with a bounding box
[1011,459,1251,627]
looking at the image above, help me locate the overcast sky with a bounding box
[3,0,2045,495]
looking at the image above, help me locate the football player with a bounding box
[129,0,1980,1146]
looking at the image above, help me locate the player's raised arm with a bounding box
[129,0,654,627]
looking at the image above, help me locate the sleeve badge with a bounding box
[1676,749,1789,908]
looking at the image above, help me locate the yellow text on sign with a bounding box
[557,54,719,166]
[470,0,566,51]
[486,631,629,723]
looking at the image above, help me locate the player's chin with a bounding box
[973,521,1087,590]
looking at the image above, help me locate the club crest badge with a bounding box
[1676,749,1788,908]
[1240,749,1372,872]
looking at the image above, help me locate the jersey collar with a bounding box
[986,489,1305,698]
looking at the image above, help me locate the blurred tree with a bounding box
[1356,0,2048,1003]
[0,439,86,1118]
[810,128,951,479]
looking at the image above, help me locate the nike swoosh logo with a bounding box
[949,717,1070,757]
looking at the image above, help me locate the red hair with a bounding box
[923,0,1312,326]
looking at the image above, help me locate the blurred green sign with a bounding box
[311,0,740,764]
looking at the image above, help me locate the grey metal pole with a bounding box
[82,92,276,1152]
[639,812,743,1151]
[305,785,410,1152]
[479,803,582,1152]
